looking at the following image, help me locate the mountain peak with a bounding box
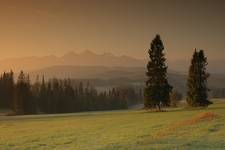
[80,50,96,55]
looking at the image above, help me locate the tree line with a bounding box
[0,71,142,115]
[144,34,212,110]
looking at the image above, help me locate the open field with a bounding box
[0,100,225,150]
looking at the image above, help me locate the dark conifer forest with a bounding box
[0,71,142,115]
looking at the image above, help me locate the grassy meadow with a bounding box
[0,100,225,150]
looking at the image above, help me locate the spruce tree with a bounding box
[0,71,14,109]
[14,71,33,114]
[144,34,172,110]
[186,49,212,107]
[39,76,47,112]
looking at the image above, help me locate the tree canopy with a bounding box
[186,50,212,107]
[144,34,172,110]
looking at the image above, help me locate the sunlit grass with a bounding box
[0,100,225,150]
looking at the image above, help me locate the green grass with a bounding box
[0,100,225,150]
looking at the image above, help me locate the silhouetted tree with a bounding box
[31,75,40,112]
[14,71,34,114]
[0,71,14,109]
[144,34,172,110]
[39,76,47,112]
[186,50,212,107]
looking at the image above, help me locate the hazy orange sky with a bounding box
[0,0,225,60]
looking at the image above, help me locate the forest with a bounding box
[0,71,143,115]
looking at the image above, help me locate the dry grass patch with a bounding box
[154,112,217,138]
[178,112,217,126]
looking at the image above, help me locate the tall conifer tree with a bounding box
[144,34,172,110]
[14,71,33,114]
[186,49,212,107]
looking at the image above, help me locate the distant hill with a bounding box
[29,65,225,95]
[30,66,146,80]
[168,59,225,74]
[0,50,145,72]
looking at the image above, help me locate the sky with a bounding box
[0,0,225,60]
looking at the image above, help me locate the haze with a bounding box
[0,0,225,60]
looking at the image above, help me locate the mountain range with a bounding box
[0,50,224,74]
[0,50,224,94]
[0,50,144,73]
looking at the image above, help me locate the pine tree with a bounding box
[144,34,172,110]
[13,71,34,114]
[0,71,14,109]
[186,50,212,107]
